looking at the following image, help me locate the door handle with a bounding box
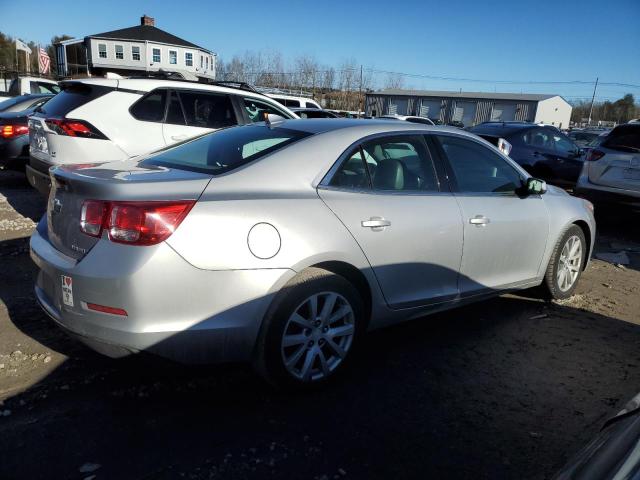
[361,217,391,230]
[171,134,188,141]
[469,215,490,226]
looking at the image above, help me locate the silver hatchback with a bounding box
[30,119,595,387]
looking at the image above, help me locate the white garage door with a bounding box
[491,103,517,121]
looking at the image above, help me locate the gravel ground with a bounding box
[0,171,639,480]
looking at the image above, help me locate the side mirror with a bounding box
[526,177,547,195]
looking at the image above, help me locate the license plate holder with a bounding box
[61,275,74,307]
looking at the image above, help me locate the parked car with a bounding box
[568,129,610,147]
[469,122,584,188]
[30,119,594,387]
[26,78,297,195]
[266,93,322,109]
[377,114,436,125]
[0,94,53,114]
[0,95,53,171]
[0,76,59,97]
[290,107,338,119]
[575,123,640,210]
[447,120,465,128]
[554,391,640,479]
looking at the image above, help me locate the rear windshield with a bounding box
[38,84,110,116]
[601,125,640,152]
[142,124,312,174]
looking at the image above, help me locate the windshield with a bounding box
[142,124,312,174]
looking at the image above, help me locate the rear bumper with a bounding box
[26,157,52,195]
[0,137,29,170]
[30,226,295,364]
[575,179,640,210]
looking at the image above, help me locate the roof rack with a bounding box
[124,70,259,93]
[255,86,314,98]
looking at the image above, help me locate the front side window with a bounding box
[131,46,141,61]
[243,97,290,122]
[178,91,237,129]
[552,133,577,155]
[98,43,107,59]
[130,89,167,122]
[142,125,311,174]
[152,48,161,63]
[115,45,124,60]
[185,52,193,66]
[169,50,177,65]
[436,135,522,193]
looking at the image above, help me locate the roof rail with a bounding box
[255,86,314,98]
[124,70,259,94]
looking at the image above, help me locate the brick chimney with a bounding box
[141,15,155,27]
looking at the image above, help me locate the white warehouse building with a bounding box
[366,89,572,129]
[55,15,216,80]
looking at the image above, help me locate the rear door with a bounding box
[318,134,463,309]
[433,134,549,293]
[162,89,239,145]
[588,125,640,191]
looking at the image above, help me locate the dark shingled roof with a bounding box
[88,25,210,52]
[371,89,562,102]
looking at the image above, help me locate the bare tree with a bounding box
[384,72,405,90]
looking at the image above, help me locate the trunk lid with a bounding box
[587,126,640,191]
[47,158,212,260]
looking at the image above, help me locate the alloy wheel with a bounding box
[281,292,355,382]
[557,235,583,292]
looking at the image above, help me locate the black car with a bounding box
[469,122,584,188]
[568,129,610,147]
[0,94,52,113]
[0,95,53,171]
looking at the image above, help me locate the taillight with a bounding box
[585,149,605,162]
[45,118,107,139]
[1,124,29,139]
[79,200,195,246]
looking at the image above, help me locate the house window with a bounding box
[185,52,193,67]
[115,45,124,60]
[153,48,161,63]
[132,46,140,61]
[205,56,208,70]
[200,55,203,68]
[98,43,107,59]
[169,50,177,65]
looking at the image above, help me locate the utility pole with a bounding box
[587,77,598,126]
[358,65,363,118]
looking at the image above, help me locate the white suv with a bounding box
[266,93,321,110]
[27,78,297,194]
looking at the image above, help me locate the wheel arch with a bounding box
[310,261,373,328]
[572,220,592,270]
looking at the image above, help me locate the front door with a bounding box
[433,134,549,293]
[318,134,463,308]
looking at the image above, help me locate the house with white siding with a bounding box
[55,15,216,80]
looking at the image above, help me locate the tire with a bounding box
[253,267,364,389]
[543,225,586,300]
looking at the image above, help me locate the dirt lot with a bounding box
[0,171,639,480]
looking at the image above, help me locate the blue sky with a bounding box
[1,0,639,102]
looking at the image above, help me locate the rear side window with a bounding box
[143,125,311,174]
[305,102,319,109]
[38,84,109,116]
[178,91,237,129]
[30,82,60,94]
[130,90,167,122]
[602,126,640,152]
[273,97,299,108]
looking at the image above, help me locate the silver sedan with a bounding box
[30,119,596,387]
